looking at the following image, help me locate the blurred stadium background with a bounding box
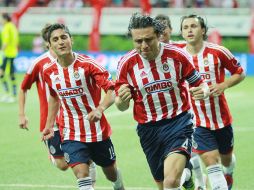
[0,0,254,190]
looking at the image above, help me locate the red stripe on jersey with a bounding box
[194,55,211,128]
[170,59,182,117]
[74,78,86,142]
[63,69,75,140]
[150,60,166,119]
[158,57,169,119]
[134,56,148,123]
[191,56,201,126]
[207,53,219,129]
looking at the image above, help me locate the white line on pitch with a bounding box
[0,184,155,190]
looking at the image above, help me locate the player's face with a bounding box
[49,29,72,57]
[181,18,204,45]
[131,27,160,61]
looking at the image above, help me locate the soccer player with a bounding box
[115,13,210,190]
[180,14,245,190]
[19,24,97,185]
[154,14,172,43]
[42,23,124,190]
[156,14,207,190]
[18,24,69,171]
[0,13,19,103]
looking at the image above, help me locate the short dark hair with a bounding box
[155,14,172,29]
[41,23,52,42]
[180,14,208,40]
[127,13,165,37]
[2,13,11,22]
[47,23,71,43]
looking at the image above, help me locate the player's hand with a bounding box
[189,86,209,100]
[19,115,29,131]
[118,84,132,103]
[41,127,54,141]
[87,107,104,122]
[209,83,227,97]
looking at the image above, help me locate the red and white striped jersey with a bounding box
[182,42,244,130]
[115,43,203,124]
[21,51,55,132]
[43,53,114,143]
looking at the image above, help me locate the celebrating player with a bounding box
[180,14,245,190]
[42,23,124,190]
[115,13,210,190]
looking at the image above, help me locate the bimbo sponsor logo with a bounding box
[144,80,173,94]
[58,87,84,98]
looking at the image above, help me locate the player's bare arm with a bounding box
[87,89,115,122]
[209,73,245,96]
[18,89,29,130]
[115,84,132,111]
[189,83,210,100]
[42,95,59,140]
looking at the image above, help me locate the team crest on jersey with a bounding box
[73,71,80,79]
[203,57,209,66]
[162,63,169,72]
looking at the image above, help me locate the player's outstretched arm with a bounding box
[87,89,115,122]
[209,73,245,96]
[115,84,132,112]
[42,95,59,140]
[18,89,29,130]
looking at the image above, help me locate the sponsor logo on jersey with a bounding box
[144,80,173,94]
[58,87,84,98]
[55,76,61,83]
[140,70,147,78]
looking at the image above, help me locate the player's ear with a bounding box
[202,28,205,35]
[71,37,74,45]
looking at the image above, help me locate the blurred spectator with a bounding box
[48,0,83,8]
[222,0,238,8]
[111,0,123,7]
[3,0,16,6]
[32,34,44,54]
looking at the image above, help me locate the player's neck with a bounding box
[186,40,204,56]
[57,52,75,68]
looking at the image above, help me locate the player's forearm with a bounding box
[97,89,115,112]
[223,73,245,90]
[18,89,27,116]
[115,96,130,111]
[46,96,59,128]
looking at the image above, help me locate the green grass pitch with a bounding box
[0,74,253,190]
